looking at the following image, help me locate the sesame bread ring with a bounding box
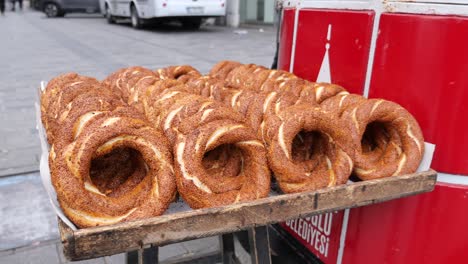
[224,64,267,89]
[174,99,246,136]
[208,62,346,105]
[242,67,276,91]
[223,65,298,93]
[320,93,402,166]
[320,92,364,115]
[244,90,299,134]
[209,60,242,80]
[51,106,153,199]
[221,89,256,117]
[157,96,217,143]
[131,76,248,188]
[127,75,159,110]
[226,64,268,90]
[142,81,190,124]
[270,79,317,105]
[186,76,231,101]
[63,106,147,147]
[154,65,201,84]
[341,99,424,180]
[265,105,355,193]
[312,83,347,104]
[42,75,106,143]
[103,66,155,102]
[144,79,186,102]
[255,70,299,93]
[50,93,123,144]
[48,79,108,119]
[40,73,74,127]
[182,81,303,144]
[174,119,270,209]
[102,68,126,99]
[41,73,91,128]
[50,115,175,228]
[149,89,248,194]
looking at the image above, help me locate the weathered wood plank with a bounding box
[58,218,75,259]
[60,170,436,261]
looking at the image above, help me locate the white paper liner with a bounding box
[418,142,435,172]
[35,81,436,230]
[36,81,78,230]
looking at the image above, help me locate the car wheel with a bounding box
[105,5,115,24]
[131,5,142,29]
[182,18,202,30]
[43,2,60,18]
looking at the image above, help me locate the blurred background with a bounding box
[0,1,278,263]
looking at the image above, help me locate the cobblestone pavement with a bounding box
[0,6,275,264]
[0,8,276,177]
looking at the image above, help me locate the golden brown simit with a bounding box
[50,113,175,228]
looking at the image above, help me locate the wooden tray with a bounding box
[58,169,437,261]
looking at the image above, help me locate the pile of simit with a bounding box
[40,61,424,228]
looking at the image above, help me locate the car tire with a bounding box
[131,5,142,29]
[105,4,115,24]
[43,2,61,18]
[182,18,202,30]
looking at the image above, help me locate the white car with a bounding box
[100,0,226,29]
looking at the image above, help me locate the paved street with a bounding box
[0,6,275,263]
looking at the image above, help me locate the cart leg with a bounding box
[220,233,239,264]
[248,226,272,264]
[126,250,138,264]
[126,245,158,264]
[142,245,158,264]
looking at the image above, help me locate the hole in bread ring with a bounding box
[89,148,147,197]
[291,131,329,170]
[203,144,243,177]
[174,120,270,209]
[202,143,245,192]
[51,116,175,228]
